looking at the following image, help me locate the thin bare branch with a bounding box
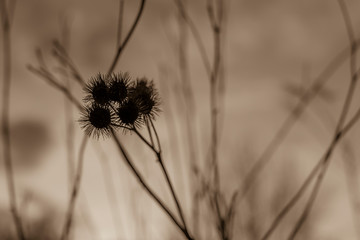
[110,129,192,239]
[27,65,83,110]
[288,1,359,237]
[235,38,360,207]
[116,0,125,47]
[60,135,88,240]
[107,0,146,75]
[52,40,86,87]
[174,0,211,76]
[0,1,26,238]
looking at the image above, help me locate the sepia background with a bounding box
[1,0,360,239]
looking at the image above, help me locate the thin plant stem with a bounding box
[64,71,75,192]
[0,1,26,239]
[333,0,357,133]
[174,0,211,76]
[260,153,324,240]
[264,9,360,236]
[207,1,228,238]
[58,21,76,194]
[208,1,221,194]
[306,92,360,240]
[151,119,190,233]
[60,135,88,240]
[133,128,154,150]
[234,38,360,207]
[157,151,192,239]
[27,65,83,110]
[110,129,192,239]
[288,1,358,237]
[146,119,155,147]
[261,96,360,240]
[107,0,146,75]
[116,0,125,47]
[341,144,360,240]
[150,119,161,153]
[176,4,201,236]
[135,121,191,238]
[52,40,86,87]
[93,142,123,239]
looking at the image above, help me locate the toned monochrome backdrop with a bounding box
[1,0,360,239]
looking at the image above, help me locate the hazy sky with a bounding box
[1,0,360,239]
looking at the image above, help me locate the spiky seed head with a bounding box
[117,99,141,128]
[130,78,160,119]
[108,72,130,103]
[84,73,110,106]
[79,104,114,138]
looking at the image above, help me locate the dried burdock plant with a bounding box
[28,0,194,239]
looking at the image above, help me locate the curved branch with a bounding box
[107,0,146,75]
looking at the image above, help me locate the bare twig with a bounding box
[60,135,88,240]
[341,143,360,240]
[107,0,146,75]
[27,64,83,110]
[110,129,192,239]
[261,64,360,239]
[207,0,222,191]
[150,119,161,154]
[263,7,360,236]
[174,0,211,76]
[288,1,358,237]
[93,142,124,239]
[175,5,202,236]
[235,38,360,207]
[52,40,86,87]
[116,0,125,47]
[0,1,26,239]
[58,18,76,195]
[134,121,192,239]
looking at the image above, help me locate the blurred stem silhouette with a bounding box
[341,143,360,240]
[175,1,201,237]
[111,129,193,239]
[288,0,358,237]
[116,0,125,48]
[207,1,233,239]
[55,20,100,239]
[174,0,211,76]
[133,119,192,238]
[60,135,88,240]
[174,1,231,238]
[261,64,360,240]
[234,37,360,209]
[0,1,26,239]
[311,101,360,239]
[262,1,360,235]
[58,16,76,197]
[291,54,360,239]
[107,0,145,75]
[93,142,124,239]
[27,50,83,110]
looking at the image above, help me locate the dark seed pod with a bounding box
[117,99,141,128]
[129,78,160,120]
[108,72,130,103]
[79,104,115,139]
[84,73,110,106]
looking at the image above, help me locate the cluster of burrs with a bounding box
[80,72,160,138]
